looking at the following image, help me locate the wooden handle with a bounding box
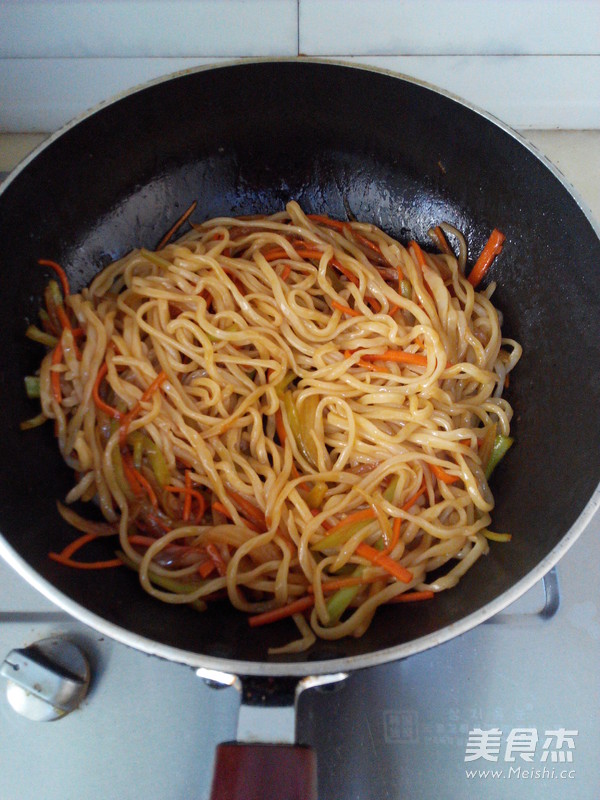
[209,742,317,800]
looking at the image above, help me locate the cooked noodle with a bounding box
[34,201,521,652]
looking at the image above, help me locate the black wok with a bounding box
[0,60,599,796]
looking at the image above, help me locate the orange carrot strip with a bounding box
[39,258,70,297]
[206,543,228,577]
[468,229,505,287]
[156,201,197,250]
[325,508,377,538]
[48,553,123,569]
[352,230,383,256]
[92,362,121,419]
[409,240,428,269]
[365,296,381,313]
[183,469,192,522]
[50,340,63,403]
[198,560,216,579]
[355,542,413,583]
[121,450,158,507]
[401,481,428,512]
[248,595,316,627]
[358,358,390,374]
[306,214,350,232]
[361,350,429,367]
[227,490,267,530]
[56,304,81,360]
[119,371,167,444]
[310,508,333,531]
[381,481,428,556]
[431,226,453,255]
[164,483,207,523]
[281,264,292,281]
[275,408,287,445]
[59,532,98,560]
[430,462,460,485]
[388,590,435,603]
[212,502,262,533]
[331,258,359,286]
[331,300,361,317]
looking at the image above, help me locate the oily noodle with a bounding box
[38,201,521,653]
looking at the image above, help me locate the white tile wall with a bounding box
[0,0,598,132]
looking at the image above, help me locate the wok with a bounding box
[0,60,599,797]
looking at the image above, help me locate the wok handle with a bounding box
[209,741,317,800]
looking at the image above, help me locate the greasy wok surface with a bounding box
[0,61,599,667]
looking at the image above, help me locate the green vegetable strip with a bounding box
[140,248,173,270]
[283,391,317,468]
[312,518,374,552]
[326,567,364,623]
[26,324,59,347]
[485,434,514,480]
[128,431,170,486]
[400,279,413,299]
[306,481,328,509]
[24,375,41,399]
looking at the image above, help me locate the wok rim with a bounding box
[1,57,599,677]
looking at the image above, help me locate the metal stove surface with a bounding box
[1,511,599,800]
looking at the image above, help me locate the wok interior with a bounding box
[1,62,598,665]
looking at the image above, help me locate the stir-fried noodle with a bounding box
[28,202,521,653]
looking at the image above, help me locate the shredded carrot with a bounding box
[409,240,428,270]
[330,258,359,286]
[49,553,123,569]
[121,451,158,507]
[401,481,428,512]
[352,230,383,256]
[39,258,70,297]
[365,296,382,313]
[119,371,167,444]
[50,340,63,403]
[275,407,287,445]
[227,490,267,530]
[361,350,429,367]
[306,214,350,233]
[156,201,197,250]
[468,229,505,287]
[381,517,401,557]
[248,595,316,627]
[429,462,460,485]
[212,501,262,533]
[331,300,361,317]
[56,304,81,360]
[431,226,453,255]
[324,508,377,539]
[355,542,413,583]
[198,559,216,579]
[164,481,206,523]
[49,531,122,569]
[183,469,192,521]
[358,358,390,374]
[388,590,435,603]
[280,264,292,281]
[206,543,228,577]
[59,532,98,560]
[92,362,121,419]
[310,508,333,531]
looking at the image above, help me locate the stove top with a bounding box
[1,509,599,800]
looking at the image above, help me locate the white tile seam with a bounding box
[1,54,597,60]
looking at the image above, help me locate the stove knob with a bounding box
[0,637,90,721]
